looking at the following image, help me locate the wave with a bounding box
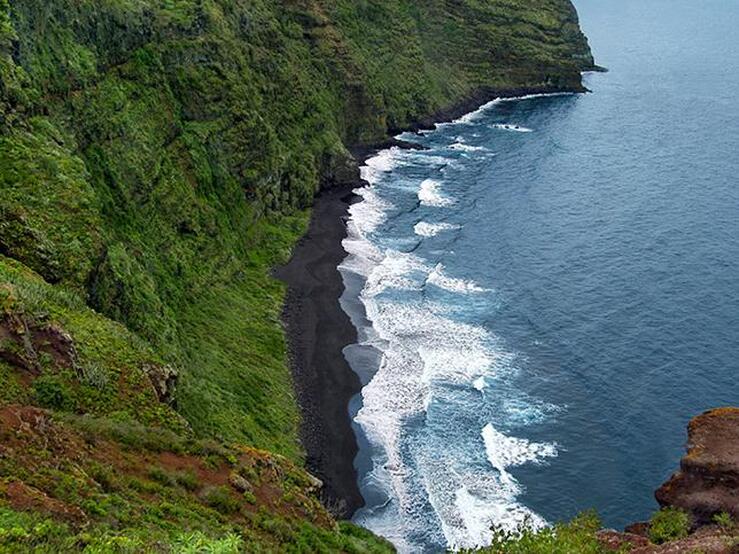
[448,142,487,152]
[482,423,558,489]
[362,148,401,184]
[427,263,489,294]
[491,123,533,133]
[414,221,461,237]
[418,179,454,207]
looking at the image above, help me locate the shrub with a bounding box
[713,511,734,530]
[173,531,243,554]
[467,511,604,554]
[33,375,72,411]
[649,507,690,544]
[202,486,240,515]
[174,470,199,492]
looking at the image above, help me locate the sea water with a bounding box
[339,0,739,550]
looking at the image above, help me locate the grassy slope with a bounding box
[0,0,593,550]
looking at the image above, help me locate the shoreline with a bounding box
[275,84,588,521]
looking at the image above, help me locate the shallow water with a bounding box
[339,0,739,550]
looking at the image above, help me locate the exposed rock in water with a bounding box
[656,407,739,525]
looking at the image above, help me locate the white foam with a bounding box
[473,376,487,392]
[427,263,489,293]
[363,250,429,297]
[414,222,461,237]
[453,99,500,124]
[497,92,574,102]
[349,186,393,235]
[482,423,558,489]
[448,142,487,152]
[418,179,454,207]
[491,123,533,133]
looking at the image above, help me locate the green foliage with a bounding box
[32,374,73,411]
[468,511,605,554]
[173,531,244,554]
[202,486,240,515]
[713,511,735,530]
[649,507,690,544]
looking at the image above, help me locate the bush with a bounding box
[202,486,240,515]
[33,376,72,411]
[463,511,603,554]
[713,511,734,530]
[649,507,690,544]
[174,470,199,492]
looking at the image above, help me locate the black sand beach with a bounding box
[274,184,365,518]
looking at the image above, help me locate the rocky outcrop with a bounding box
[656,407,739,525]
[600,408,739,553]
[142,362,178,406]
[599,526,737,553]
[0,312,78,375]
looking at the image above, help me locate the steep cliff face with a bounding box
[0,0,593,549]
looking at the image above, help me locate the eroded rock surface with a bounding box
[656,407,739,524]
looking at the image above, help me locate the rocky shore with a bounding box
[600,408,739,553]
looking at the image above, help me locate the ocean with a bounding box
[338,0,739,550]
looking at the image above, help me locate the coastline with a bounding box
[275,84,589,521]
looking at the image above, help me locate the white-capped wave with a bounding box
[491,123,533,133]
[362,148,400,184]
[419,179,454,207]
[453,99,499,124]
[414,221,461,237]
[482,423,558,489]
[449,142,487,152]
[427,263,489,293]
[349,186,393,235]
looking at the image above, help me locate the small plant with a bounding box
[202,486,240,515]
[649,507,690,544]
[148,466,176,487]
[80,362,109,390]
[713,511,734,530]
[174,531,243,554]
[174,470,199,492]
[33,375,72,411]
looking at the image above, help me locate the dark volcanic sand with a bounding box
[274,184,364,518]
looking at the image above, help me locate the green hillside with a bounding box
[0,0,593,550]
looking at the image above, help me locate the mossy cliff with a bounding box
[0,0,593,550]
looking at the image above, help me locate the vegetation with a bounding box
[0,0,593,550]
[648,507,690,544]
[466,512,607,554]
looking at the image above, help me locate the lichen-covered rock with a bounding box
[143,362,178,405]
[656,407,739,525]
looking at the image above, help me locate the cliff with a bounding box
[0,0,593,549]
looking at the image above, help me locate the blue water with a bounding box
[340,1,739,551]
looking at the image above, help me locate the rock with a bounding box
[305,471,323,494]
[319,149,360,190]
[625,521,651,537]
[142,363,178,405]
[0,313,78,375]
[656,407,739,525]
[597,529,650,551]
[228,472,253,494]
